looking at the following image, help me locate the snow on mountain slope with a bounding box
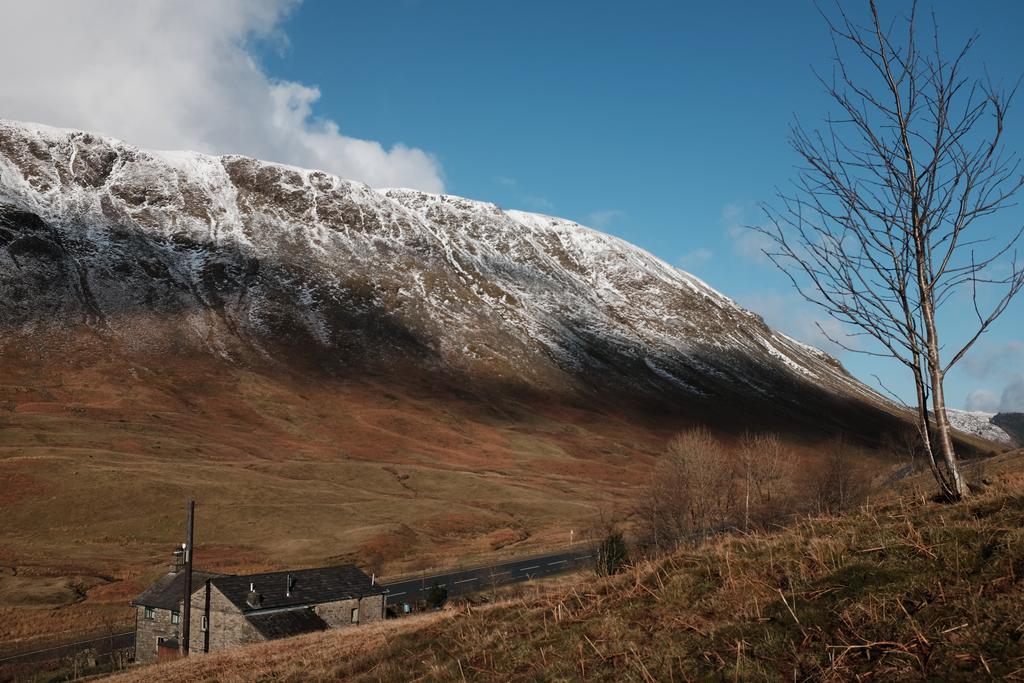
[946,409,1017,447]
[0,119,891,428]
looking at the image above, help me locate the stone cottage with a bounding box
[132,564,221,664]
[133,562,385,663]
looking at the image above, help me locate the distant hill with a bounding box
[992,413,1024,447]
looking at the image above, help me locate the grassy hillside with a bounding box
[106,450,1024,682]
[0,331,1003,646]
[0,341,685,643]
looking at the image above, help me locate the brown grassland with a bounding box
[0,340,686,645]
[102,449,1024,682]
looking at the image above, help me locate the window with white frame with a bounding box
[350,607,359,624]
[144,607,155,620]
[171,611,180,625]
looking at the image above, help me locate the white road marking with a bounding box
[548,560,568,565]
[519,565,540,571]
[454,578,477,584]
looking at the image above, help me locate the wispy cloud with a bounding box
[677,248,713,271]
[959,341,1024,412]
[999,374,1024,412]
[965,388,1000,412]
[587,209,626,229]
[961,340,1024,379]
[494,176,518,188]
[739,290,854,357]
[723,203,772,263]
[524,195,555,211]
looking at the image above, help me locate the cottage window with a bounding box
[350,607,359,624]
[171,611,180,625]
[201,616,208,631]
[144,607,155,620]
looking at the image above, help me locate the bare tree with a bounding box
[636,458,692,554]
[757,1,1024,500]
[736,432,786,529]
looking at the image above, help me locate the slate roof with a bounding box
[245,608,329,640]
[133,570,222,610]
[212,565,385,613]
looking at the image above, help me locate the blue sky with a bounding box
[2,1,1021,411]
[259,1,1024,411]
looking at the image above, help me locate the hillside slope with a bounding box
[107,451,1024,682]
[0,118,891,431]
[0,118,932,644]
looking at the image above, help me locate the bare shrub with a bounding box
[636,427,736,552]
[808,440,871,514]
[881,426,929,475]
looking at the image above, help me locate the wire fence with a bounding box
[0,623,134,679]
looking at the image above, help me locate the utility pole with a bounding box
[181,500,195,656]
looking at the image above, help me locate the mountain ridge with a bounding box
[0,117,892,437]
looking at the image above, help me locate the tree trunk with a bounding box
[920,297,967,500]
[910,359,946,489]
[927,366,967,499]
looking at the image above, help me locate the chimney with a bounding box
[247,583,261,609]
[170,544,186,574]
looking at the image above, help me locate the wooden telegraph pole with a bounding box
[181,500,195,656]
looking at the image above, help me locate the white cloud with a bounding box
[677,248,713,270]
[1001,374,1024,412]
[723,203,772,263]
[587,209,626,229]
[0,0,444,192]
[965,389,1000,412]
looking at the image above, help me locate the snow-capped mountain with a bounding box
[946,409,1018,447]
[0,119,893,432]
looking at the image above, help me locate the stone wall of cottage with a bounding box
[133,604,180,664]
[314,594,384,628]
[189,583,265,654]
[360,594,385,624]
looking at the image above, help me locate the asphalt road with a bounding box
[380,547,595,608]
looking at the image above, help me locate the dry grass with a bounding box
[0,331,1005,649]
[0,344,675,643]
[105,449,1024,681]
